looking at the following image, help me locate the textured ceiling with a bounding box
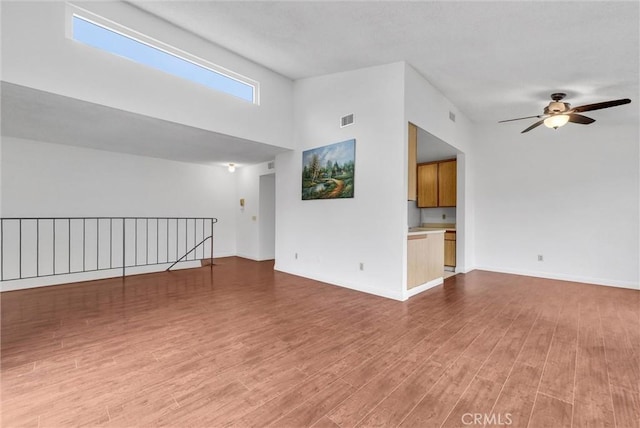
[131,1,639,124]
[1,82,289,167]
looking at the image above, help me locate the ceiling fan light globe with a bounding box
[544,114,570,129]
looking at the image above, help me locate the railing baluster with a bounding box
[83,219,86,272]
[156,218,159,265]
[122,218,126,278]
[210,219,214,267]
[96,219,99,270]
[53,219,56,275]
[109,218,113,269]
[146,218,149,265]
[135,219,138,267]
[36,219,39,278]
[19,219,22,279]
[68,218,71,274]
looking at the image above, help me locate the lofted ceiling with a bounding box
[2,2,638,168]
[1,82,289,166]
[130,1,639,125]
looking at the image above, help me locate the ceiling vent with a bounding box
[267,161,275,170]
[340,114,354,128]
[449,111,456,122]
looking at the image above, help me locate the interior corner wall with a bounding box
[275,62,406,300]
[403,63,476,273]
[0,1,293,149]
[236,161,275,261]
[473,122,639,289]
[0,137,237,290]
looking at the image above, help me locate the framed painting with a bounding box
[302,139,355,200]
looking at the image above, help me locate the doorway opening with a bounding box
[258,173,276,260]
[409,126,462,274]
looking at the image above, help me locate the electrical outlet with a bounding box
[442,214,446,220]
[537,255,543,262]
[295,253,298,260]
[359,262,364,271]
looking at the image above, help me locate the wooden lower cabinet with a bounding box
[407,232,444,289]
[444,231,456,267]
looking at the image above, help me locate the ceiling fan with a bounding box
[499,93,631,133]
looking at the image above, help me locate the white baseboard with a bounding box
[0,260,202,292]
[235,253,275,262]
[213,251,237,258]
[405,277,443,299]
[274,264,405,301]
[473,265,639,290]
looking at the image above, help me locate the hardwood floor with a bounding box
[1,257,638,427]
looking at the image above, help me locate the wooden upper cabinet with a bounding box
[417,163,438,207]
[438,160,457,207]
[407,123,417,201]
[417,159,456,208]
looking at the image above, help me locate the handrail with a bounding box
[166,235,212,271]
[0,217,218,282]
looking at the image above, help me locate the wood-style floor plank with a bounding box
[538,336,577,404]
[354,359,446,427]
[528,393,573,428]
[610,386,640,428]
[398,356,483,427]
[440,376,503,428]
[1,259,638,428]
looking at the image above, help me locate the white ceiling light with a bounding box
[544,114,570,129]
[228,163,236,172]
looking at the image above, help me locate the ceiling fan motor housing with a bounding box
[547,101,570,113]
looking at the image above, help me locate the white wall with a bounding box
[421,207,457,224]
[1,137,237,290]
[473,122,639,289]
[275,62,406,300]
[0,1,293,149]
[236,161,276,260]
[404,64,476,274]
[407,201,421,228]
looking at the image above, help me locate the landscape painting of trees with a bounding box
[302,139,355,200]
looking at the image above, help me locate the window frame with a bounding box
[66,5,260,104]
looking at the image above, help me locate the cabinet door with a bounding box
[444,240,456,267]
[438,160,457,207]
[417,163,438,207]
[408,123,417,201]
[407,235,429,289]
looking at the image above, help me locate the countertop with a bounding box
[408,223,456,235]
[421,223,456,232]
[408,227,446,236]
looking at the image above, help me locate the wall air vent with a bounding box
[449,111,456,122]
[340,114,354,128]
[267,161,275,170]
